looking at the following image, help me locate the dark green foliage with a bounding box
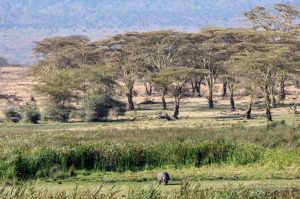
[195,138,236,166]
[0,139,266,180]
[43,102,72,122]
[4,108,22,123]
[229,144,263,165]
[22,103,41,124]
[13,154,31,180]
[81,94,126,122]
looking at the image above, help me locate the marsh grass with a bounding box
[0,123,299,150]
[0,183,119,199]
[0,183,299,199]
[0,138,299,181]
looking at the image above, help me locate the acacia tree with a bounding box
[184,28,250,109]
[185,28,231,109]
[139,31,186,110]
[176,34,204,98]
[151,68,205,119]
[32,36,92,116]
[96,33,146,110]
[232,43,294,121]
[33,35,106,91]
[214,29,259,112]
[245,3,300,102]
[33,36,93,71]
[224,72,236,111]
[33,35,119,121]
[35,69,77,106]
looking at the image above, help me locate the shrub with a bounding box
[4,108,22,123]
[22,103,41,124]
[195,138,236,166]
[43,102,72,122]
[13,154,32,180]
[81,94,126,122]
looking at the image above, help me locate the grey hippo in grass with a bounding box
[157,171,170,185]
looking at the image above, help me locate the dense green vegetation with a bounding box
[0,123,299,181]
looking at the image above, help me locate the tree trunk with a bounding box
[265,93,272,121]
[144,82,152,96]
[266,107,272,121]
[222,80,227,97]
[279,79,286,101]
[173,98,180,119]
[296,80,300,89]
[271,87,276,108]
[230,89,235,111]
[208,81,214,109]
[195,79,201,97]
[191,80,195,94]
[126,88,135,111]
[162,87,167,110]
[245,95,253,119]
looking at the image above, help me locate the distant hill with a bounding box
[0,0,299,65]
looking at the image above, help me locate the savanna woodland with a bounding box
[0,3,300,199]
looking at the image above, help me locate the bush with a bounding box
[22,103,41,124]
[4,108,22,123]
[43,102,72,123]
[81,94,126,122]
[195,138,236,166]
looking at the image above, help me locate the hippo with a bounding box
[157,171,170,185]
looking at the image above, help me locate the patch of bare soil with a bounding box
[0,67,41,111]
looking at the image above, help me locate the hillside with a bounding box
[1,0,299,64]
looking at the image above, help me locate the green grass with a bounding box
[0,120,299,150]
[1,179,299,198]
[0,101,299,198]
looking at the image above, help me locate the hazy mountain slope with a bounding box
[0,0,299,64]
[1,0,299,29]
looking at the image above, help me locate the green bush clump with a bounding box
[13,154,32,180]
[43,102,72,122]
[81,94,126,122]
[4,108,22,123]
[22,103,41,124]
[229,144,263,165]
[195,138,236,166]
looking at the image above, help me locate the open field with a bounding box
[0,111,299,198]
[0,67,300,198]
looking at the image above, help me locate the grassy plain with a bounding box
[0,104,299,198]
[0,67,299,198]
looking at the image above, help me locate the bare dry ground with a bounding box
[0,67,38,109]
[0,66,299,120]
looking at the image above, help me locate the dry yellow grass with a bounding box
[0,67,38,109]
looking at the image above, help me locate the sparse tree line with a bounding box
[3,3,300,123]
